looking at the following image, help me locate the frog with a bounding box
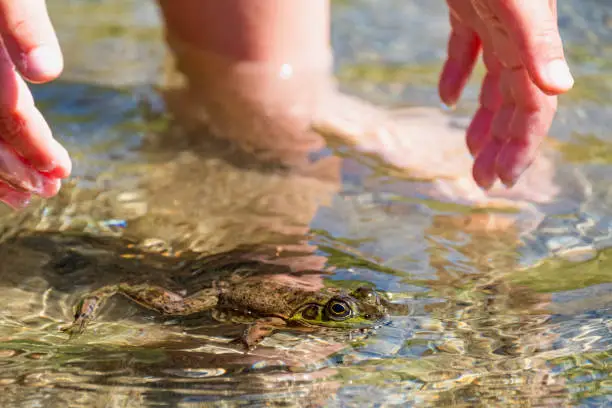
[61,275,393,350]
[39,232,400,351]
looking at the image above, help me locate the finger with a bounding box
[472,59,518,190]
[488,68,516,145]
[0,180,32,209]
[438,13,482,107]
[473,69,516,190]
[0,41,71,177]
[466,107,494,158]
[0,0,63,82]
[0,139,61,197]
[495,69,557,187]
[471,53,513,190]
[473,0,573,94]
[472,137,503,190]
[466,48,503,157]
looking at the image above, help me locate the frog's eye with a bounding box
[326,300,352,320]
[301,304,320,320]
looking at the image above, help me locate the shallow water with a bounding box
[0,1,611,407]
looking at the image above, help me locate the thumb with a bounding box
[475,0,573,95]
[0,0,63,83]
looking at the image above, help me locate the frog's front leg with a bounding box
[233,317,287,351]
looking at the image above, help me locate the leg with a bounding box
[156,0,330,65]
[61,283,218,337]
[232,317,288,351]
[155,0,559,215]
[155,0,334,162]
[61,284,120,337]
[118,284,218,316]
[232,317,325,352]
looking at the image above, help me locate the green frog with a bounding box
[37,232,399,351]
[61,276,392,350]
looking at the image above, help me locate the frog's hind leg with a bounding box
[118,284,219,316]
[60,285,120,338]
[61,284,219,338]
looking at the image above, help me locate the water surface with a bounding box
[0,1,610,407]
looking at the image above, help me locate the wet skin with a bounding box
[62,278,391,350]
[43,233,398,351]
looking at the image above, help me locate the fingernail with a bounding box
[440,102,456,112]
[473,165,497,191]
[44,139,72,178]
[500,160,532,189]
[545,60,574,91]
[501,177,517,189]
[25,46,64,82]
[478,179,495,191]
[39,176,62,198]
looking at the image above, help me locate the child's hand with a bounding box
[439,0,572,190]
[0,1,71,208]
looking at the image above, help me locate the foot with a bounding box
[312,93,559,211]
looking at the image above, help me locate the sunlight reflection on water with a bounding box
[0,0,610,407]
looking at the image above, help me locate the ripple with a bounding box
[161,368,227,378]
[0,0,609,407]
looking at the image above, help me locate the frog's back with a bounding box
[217,276,331,318]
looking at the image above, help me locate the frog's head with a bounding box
[289,286,391,329]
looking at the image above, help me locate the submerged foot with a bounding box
[312,94,560,211]
[60,296,102,338]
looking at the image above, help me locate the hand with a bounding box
[0,0,71,208]
[439,0,573,189]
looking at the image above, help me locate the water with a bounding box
[0,0,610,406]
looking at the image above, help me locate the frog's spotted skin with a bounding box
[3,230,402,351]
[62,278,392,350]
[62,284,220,338]
[46,232,401,351]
